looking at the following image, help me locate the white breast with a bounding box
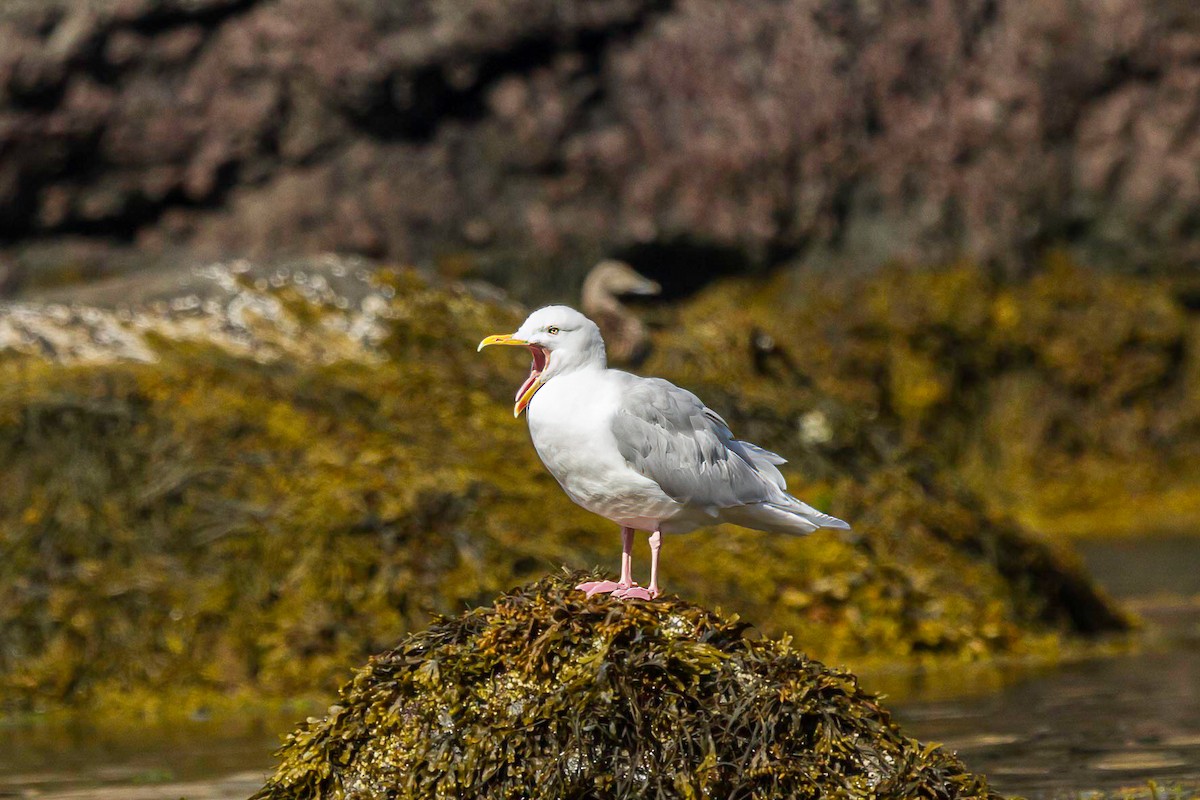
[526,369,681,530]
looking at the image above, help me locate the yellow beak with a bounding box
[478,333,545,417]
[477,333,529,351]
[513,376,543,418]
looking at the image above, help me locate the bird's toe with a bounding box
[613,586,654,601]
[576,579,625,597]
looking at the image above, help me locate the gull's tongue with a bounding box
[515,346,548,403]
[516,370,539,403]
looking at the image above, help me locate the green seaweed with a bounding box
[253,572,999,800]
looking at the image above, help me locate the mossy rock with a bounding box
[0,261,1129,717]
[253,573,998,800]
[645,257,1200,538]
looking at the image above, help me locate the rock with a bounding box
[0,256,399,364]
[2,0,1200,293]
[0,260,1132,719]
[644,260,1200,539]
[251,572,999,800]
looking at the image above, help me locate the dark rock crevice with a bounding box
[123,0,264,36]
[612,239,754,301]
[349,2,672,145]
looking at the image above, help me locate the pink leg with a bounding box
[619,527,635,586]
[576,527,639,597]
[647,529,661,597]
[615,528,662,600]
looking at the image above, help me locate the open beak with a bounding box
[478,333,549,417]
[477,333,528,351]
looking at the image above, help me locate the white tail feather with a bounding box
[720,496,850,536]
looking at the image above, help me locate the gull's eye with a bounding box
[547,326,560,335]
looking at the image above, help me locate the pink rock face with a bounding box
[0,0,1198,284]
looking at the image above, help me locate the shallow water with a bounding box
[893,535,1200,798]
[1076,535,1200,600]
[894,604,1200,798]
[0,719,278,799]
[1,536,1197,800]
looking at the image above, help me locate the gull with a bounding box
[479,305,849,600]
[580,260,660,367]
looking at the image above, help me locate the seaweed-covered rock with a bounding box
[253,573,998,800]
[0,259,1129,718]
[646,259,1200,538]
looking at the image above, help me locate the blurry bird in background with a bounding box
[581,260,661,367]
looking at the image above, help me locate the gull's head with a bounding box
[478,305,606,417]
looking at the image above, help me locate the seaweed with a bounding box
[645,257,1200,538]
[0,259,1134,718]
[253,572,999,800]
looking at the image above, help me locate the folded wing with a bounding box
[610,375,850,534]
[610,377,784,508]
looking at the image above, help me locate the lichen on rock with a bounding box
[253,573,999,800]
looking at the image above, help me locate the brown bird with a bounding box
[581,260,660,367]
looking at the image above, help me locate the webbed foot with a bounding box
[576,579,628,597]
[612,586,658,601]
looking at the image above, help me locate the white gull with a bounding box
[479,305,849,600]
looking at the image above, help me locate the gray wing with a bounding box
[610,376,787,508]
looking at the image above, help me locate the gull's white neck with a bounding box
[545,339,607,379]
